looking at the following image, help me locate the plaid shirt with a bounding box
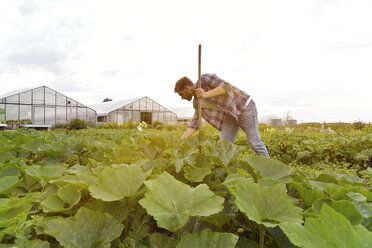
[189,73,251,131]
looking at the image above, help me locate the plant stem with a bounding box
[124,217,129,237]
[259,225,266,248]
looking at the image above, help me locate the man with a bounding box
[174,73,269,158]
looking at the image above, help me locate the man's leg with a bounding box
[239,100,270,158]
[220,114,240,143]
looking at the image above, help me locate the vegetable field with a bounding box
[0,126,371,248]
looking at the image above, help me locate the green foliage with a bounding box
[227,178,303,228]
[51,123,69,130]
[69,118,87,130]
[176,228,238,248]
[280,204,372,248]
[41,207,124,248]
[139,172,224,232]
[0,128,371,247]
[89,165,151,201]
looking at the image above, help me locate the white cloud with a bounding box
[0,0,371,123]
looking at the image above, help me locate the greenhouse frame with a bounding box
[89,96,178,125]
[0,86,97,126]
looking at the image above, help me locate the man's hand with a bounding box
[181,128,196,139]
[195,88,208,99]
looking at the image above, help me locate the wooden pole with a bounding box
[198,44,202,152]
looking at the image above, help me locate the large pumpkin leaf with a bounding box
[41,184,82,213]
[183,166,211,183]
[227,178,303,228]
[0,194,35,228]
[176,228,238,248]
[25,165,66,186]
[0,151,12,163]
[0,193,38,242]
[84,199,129,222]
[280,204,372,248]
[290,181,327,208]
[312,198,363,225]
[89,165,151,201]
[204,140,243,168]
[200,214,235,229]
[43,207,124,248]
[15,239,50,248]
[0,176,19,195]
[0,166,20,177]
[246,156,294,183]
[139,172,224,232]
[38,142,68,157]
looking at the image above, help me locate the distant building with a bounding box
[89,96,177,125]
[0,86,96,125]
[288,119,297,125]
[270,118,282,126]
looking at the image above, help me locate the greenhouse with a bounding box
[89,96,177,125]
[0,86,97,126]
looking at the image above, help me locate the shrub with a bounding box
[69,118,87,130]
[52,123,69,130]
[152,121,164,129]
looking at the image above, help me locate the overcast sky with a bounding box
[1,0,371,123]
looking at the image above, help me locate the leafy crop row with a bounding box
[0,128,371,247]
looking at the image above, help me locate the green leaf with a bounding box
[227,178,303,228]
[128,215,150,242]
[348,192,367,202]
[38,142,68,156]
[148,233,177,248]
[57,184,82,205]
[200,214,235,229]
[41,184,82,213]
[280,204,372,248]
[41,194,65,213]
[0,166,20,177]
[176,228,238,248]
[142,158,168,171]
[246,156,294,183]
[43,207,124,248]
[0,151,12,163]
[184,166,211,183]
[89,165,151,201]
[329,185,372,202]
[0,194,35,228]
[258,177,287,191]
[312,198,364,225]
[16,239,50,248]
[25,165,66,186]
[0,176,19,195]
[84,199,129,222]
[21,139,42,154]
[222,170,253,187]
[290,182,327,208]
[139,172,224,232]
[111,148,143,164]
[205,140,243,168]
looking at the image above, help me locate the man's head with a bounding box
[174,76,195,101]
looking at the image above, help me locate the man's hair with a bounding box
[174,76,193,93]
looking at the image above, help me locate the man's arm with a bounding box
[195,86,226,99]
[181,128,196,139]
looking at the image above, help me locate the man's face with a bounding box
[178,86,194,101]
